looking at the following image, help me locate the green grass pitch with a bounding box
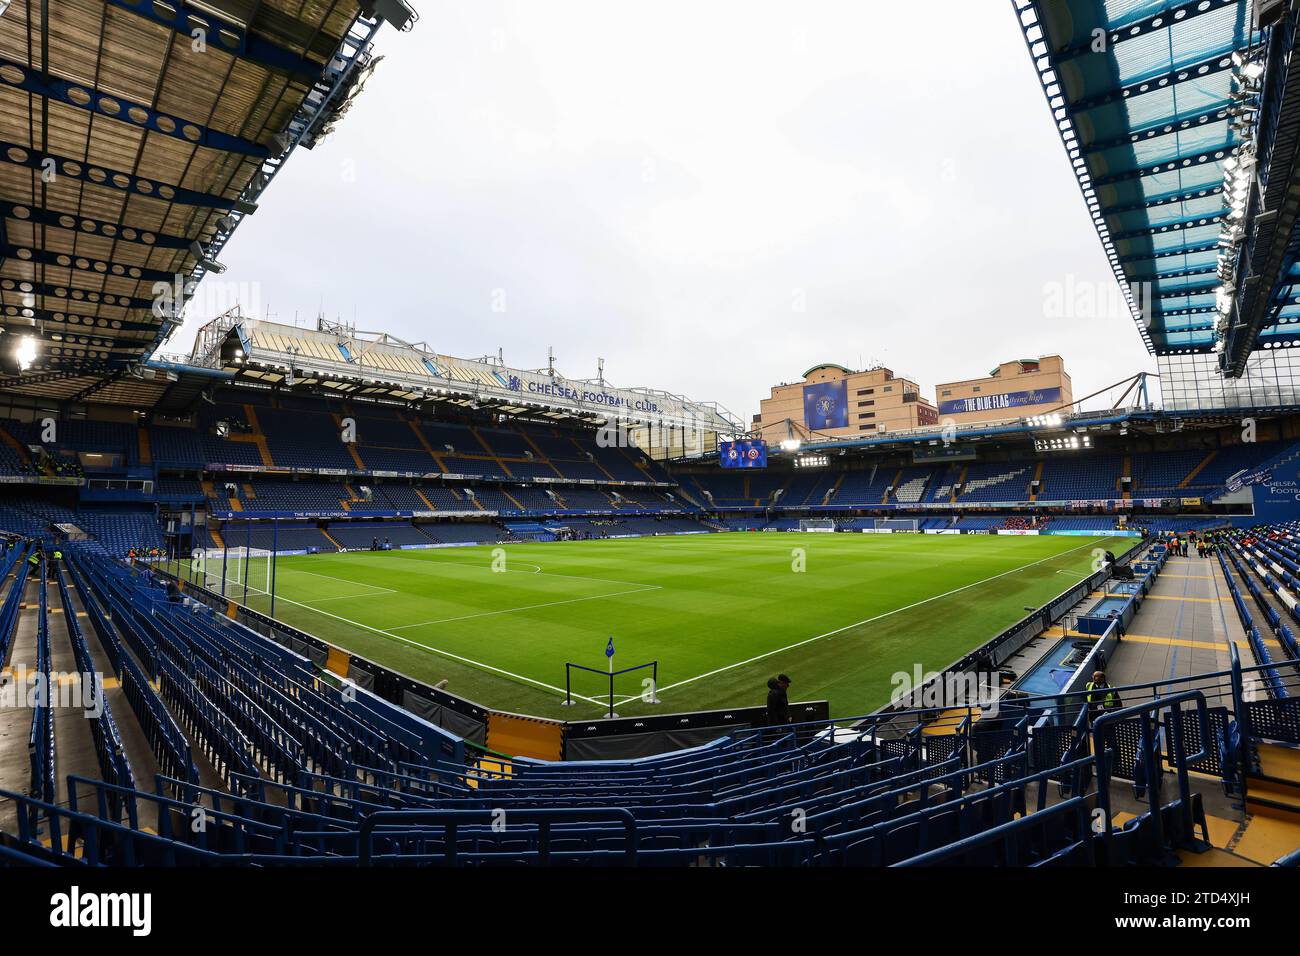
[204,532,1131,720]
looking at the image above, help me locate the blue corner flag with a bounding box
[605,636,615,659]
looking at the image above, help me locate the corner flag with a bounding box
[605,636,615,659]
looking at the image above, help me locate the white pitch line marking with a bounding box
[379,553,653,589]
[301,588,399,605]
[266,593,613,709]
[276,567,397,592]
[387,585,661,629]
[613,538,1108,704]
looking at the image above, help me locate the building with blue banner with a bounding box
[936,357,1072,424]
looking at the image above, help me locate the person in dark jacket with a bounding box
[1085,670,1121,723]
[766,674,791,726]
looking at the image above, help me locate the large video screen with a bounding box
[803,380,849,429]
[719,439,768,469]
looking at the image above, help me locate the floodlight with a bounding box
[15,335,37,371]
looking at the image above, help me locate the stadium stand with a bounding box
[2,528,1298,868]
[218,522,335,554]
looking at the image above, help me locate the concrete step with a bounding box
[1245,776,1300,815]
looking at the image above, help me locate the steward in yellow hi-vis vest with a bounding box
[1086,671,1121,718]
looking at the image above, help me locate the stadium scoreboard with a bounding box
[719,439,768,469]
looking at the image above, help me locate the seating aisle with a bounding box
[1105,553,1244,689]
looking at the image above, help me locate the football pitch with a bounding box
[204,531,1132,720]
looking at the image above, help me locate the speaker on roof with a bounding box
[1256,0,1289,29]
[361,0,417,30]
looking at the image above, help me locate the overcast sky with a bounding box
[168,0,1156,421]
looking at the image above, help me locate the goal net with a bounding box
[192,547,272,596]
[874,518,920,532]
[562,660,659,718]
[798,519,836,532]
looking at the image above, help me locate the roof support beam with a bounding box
[1153,282,1220,299]
[0,322,147,353]
[0,365,125,389]
[1067,51,1236,114]
[1082,104,1232,154]
[1100,184,1224,216]
[1152,305,1218,319]
[10,279,160,314]
[1052,0,1240,63]
[66,368,134,403]
[1132,264,1219,282]
[1,244,181,285]
[0,140,255,212]
[0,307,160,334]
[1117,240,1221,263]
[1088,137,1237,180]
[1111,212,1226,242]
[0,202,192,250]
[0,56,269,158]
[1092,147,1227,187]
[104,0,328,84]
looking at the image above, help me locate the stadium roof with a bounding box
[188,313,748,432]
[1014,0,1255,357]
[0,0,415,407]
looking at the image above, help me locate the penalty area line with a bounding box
[266,593,614,710]
[384,554,655,590]
[387,586,661,630]
[275,567,398,593]
[300,588,400,605]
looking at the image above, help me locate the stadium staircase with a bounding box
[1180,451,1217,488]
[0,424,28,466]
[403,414,445,471]
[1247,743,1300,818]
[950,466,968,504]
[820,473,843,507]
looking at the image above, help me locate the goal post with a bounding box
[562,660,659,718]
[798,518,836,532]
[191,547,272,597]
[873,518,920,532]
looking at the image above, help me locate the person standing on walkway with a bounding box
[766,674,792,727]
